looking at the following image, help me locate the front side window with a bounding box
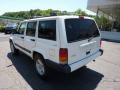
[65,19,100,43]
[17,22,26,35]
[26,21,37,37]
[38,20,56,41]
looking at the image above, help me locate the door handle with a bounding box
[86,51,90,55]
[30,39,35,41]
[20,37,24,39]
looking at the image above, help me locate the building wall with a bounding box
[87,0,120,13]
[87,0,120,32]
[88,0,119,6]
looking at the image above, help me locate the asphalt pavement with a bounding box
[0,33,120,90]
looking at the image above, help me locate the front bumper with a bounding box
[45,49,103,73]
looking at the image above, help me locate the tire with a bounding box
[4,32,7,34]
[80,66,87,71]
[34,54,48,79]
[10,41,19,55]
[81,66,87,69]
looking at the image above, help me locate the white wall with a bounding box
[101,31,120,41]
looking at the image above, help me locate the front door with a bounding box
[14,22,26,49]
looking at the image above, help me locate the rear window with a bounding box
[65,19,100,43]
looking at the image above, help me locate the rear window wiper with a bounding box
[88,34,96,41]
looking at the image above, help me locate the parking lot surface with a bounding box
[0,33,120,90]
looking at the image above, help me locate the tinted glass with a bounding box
[17,22,26,35]
[65,19,100,43]
[38,20,56,41]
[26,21,37,37]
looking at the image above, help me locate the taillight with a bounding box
[100,40,102,47]
[59,48,68,64]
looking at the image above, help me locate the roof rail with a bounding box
[32,16,44,18]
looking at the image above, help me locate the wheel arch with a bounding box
[32,51,45,61]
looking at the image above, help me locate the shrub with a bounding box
[0,26,5,32]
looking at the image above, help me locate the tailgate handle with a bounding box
[86,51,90,55]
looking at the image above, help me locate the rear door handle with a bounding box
[86,51,90,55]
[20,37,24,39]
[30,39,35,41]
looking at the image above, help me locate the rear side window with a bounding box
[38,20,56,41]
[65,19,100,43]
[26,21,37,37]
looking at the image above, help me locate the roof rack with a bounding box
[32,13,57,19]
[32,16,44,18]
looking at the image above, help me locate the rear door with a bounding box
[65,18,101,64]
[36,20,60,63]
[24,21,37,54]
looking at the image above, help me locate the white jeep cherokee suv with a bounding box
[9,16,103,78]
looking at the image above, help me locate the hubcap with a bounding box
[36,59,45,75]
[10,43,14,53]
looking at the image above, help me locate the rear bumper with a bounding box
[45,49,103,73]
[69,49,103,72]
[99,49,103,56]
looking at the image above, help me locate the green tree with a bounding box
[94,16,112,31]
[74,9,87,16]
[2,9,88,19]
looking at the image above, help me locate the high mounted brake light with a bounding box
[79,16,84,19]
[100,40,102,47]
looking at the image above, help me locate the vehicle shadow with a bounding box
[7,52,104,90]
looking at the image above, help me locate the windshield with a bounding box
[65,18,100,43]
[6,23,17,28]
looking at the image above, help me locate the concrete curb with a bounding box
[102,38,120,43]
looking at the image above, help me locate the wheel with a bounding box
[10,41,19,55]
[35,54,48,79]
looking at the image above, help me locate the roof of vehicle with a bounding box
[22,16,94,22]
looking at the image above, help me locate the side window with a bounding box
[17,22,26,35]
[38,20,56,41]
[26,21,37,37]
